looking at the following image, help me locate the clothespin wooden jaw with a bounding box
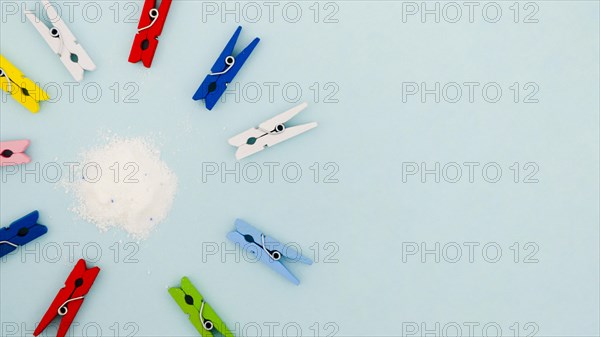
[169,277,234,337]
[0,55,49,113]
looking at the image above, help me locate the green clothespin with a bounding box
[169,277,234,337]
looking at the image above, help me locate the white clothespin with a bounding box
[25,0,96,81]
[228,102,318,160]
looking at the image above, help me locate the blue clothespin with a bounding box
[226,219,312,285]
[193,26,260,110]
[0,211,47,258]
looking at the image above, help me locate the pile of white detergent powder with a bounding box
[66,136,177,240]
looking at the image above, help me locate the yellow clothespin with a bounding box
[0,54,50,113]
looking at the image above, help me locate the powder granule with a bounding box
[68,137,178,240]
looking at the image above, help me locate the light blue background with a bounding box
[1,1,599,336]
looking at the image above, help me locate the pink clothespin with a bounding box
[0,140,31,166]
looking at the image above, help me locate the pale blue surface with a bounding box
[1,1,599,336]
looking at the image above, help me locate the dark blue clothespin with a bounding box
[193,26,260,110]
[0,211,47,258]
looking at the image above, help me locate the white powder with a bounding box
[67,137,178,240]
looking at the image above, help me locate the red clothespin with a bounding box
[128,0,172,68]
[34,259,100,337]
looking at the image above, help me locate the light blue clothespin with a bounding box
[226,219,312,285]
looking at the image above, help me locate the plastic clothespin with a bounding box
[0,55,49,113]
[0,211,47,258]
[228,102,318,160]
[0,140,31,166]
[169,277,234,337]
[193,26,260,110]
[34,259,100,337]
[226,219,313,285]
[25,0,96,81]
[129,0,173,68]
